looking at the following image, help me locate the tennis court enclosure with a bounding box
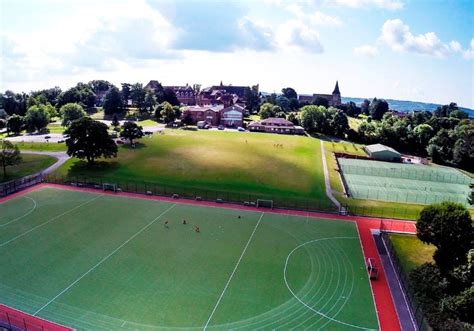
[338,157,472,206]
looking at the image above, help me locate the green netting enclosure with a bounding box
[338,158,472,206]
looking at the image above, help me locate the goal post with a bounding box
[256,199,273,209]
[102,183,117,192]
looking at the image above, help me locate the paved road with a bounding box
[22,151,70,175]
[320,141,345,212]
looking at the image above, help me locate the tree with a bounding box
[56,83,96,109]
[312,96,329,108]
[2,90,27,116]
[275,95,290,113]
[416,202,473,273]
[103,86,122,115]
[143,90,157,114]
[331,109,349,137]
[244,85,260,113]
[427,129,455,164]
[282,87,297,100]
[299,105,329,133]
[361,99,370,115]
[120,121,144,145]
[0,109,8,119]
[258,102,275,119]
[64,117,117,164]
[24,105,50,132]
[413,124,434,149]
[163,87,180,106]
[160,102,175,123]
[6,114,23,135]
[345,101,361,117]
[370,98,389,120]
[88,80,113,93]
[60,103,86,126]
[121,83,132,107]
[130,83,146,111]
[111,113,120,128]
[0,139,22,178]
[434,102,458,117]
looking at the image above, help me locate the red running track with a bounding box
[1,184,417,331]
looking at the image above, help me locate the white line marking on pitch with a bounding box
[203,212,264,330]
[283,237,376,330]
[0,196,37,227]
[0,194,103,248]
[33,204,176,316]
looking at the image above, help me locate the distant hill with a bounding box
[342,97,474,117]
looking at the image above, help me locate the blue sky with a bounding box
[1,0,473,107]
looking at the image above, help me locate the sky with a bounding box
[1,0,473,108]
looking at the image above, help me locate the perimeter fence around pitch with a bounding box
[379,222,431,331]
[338,158,472,206]
[43,175,340,214]
[0,173,44,197]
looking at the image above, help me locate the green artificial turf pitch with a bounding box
[0,187,378,330]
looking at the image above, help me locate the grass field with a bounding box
[53,130,332,208]
[0,187,378,330]
[339,158,471,206]
[389,234,435,273]
[14,141,67,152]
[1,154,57,183]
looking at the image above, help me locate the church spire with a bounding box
[332,81,340,94]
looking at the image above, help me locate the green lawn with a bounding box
[52,130,332,209]
[1,153,57,183]
[46,123,66,133]
[0,187,378,330]
[389,234,435,273]
[14,141,67,152]
[136,119,159,127]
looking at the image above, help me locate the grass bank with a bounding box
[389,234,435,273]
[1,153,57,183]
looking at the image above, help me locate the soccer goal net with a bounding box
[256,199,273,209]
[103,183,117,192]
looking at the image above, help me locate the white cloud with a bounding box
[463,39,474,59]
[278,20,324,53]
[449,41,462,53]
[331,0,404,10]
[353,45,379,57]
[379,19,454,58]
[286,4,342,27]
[238,17,276,51]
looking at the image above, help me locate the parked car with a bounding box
[44,135,51,140]
[116,140,124,145]
[237,127,245,132]
[57,140,65,144]
[218,125,224,130]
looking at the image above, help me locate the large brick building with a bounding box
[145,81,196,105]
[197,82,255,107]
[182,104,245,127]
[299,81,342,107]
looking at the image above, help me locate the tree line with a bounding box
[251,87,471,171]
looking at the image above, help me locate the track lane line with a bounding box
[203,212,264,330]
[0,194,103,248]
[33,203,176,316]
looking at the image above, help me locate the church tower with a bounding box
[332,81,341,106]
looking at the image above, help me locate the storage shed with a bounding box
[364,144,401,162]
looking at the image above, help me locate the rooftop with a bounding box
[365,144,401,155]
